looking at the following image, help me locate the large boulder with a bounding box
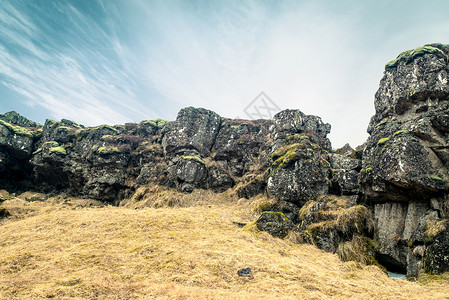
[256,211,293,238]
[162,107,221,156]
[361,43,449,276]
[0,113,41,189]
[424,221,449,274]
[266,110,331,206]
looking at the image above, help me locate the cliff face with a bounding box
[0,106,337,203]
[361,43,449,276]
[1,44,449,279]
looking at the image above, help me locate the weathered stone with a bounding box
[236,174,267,199]
[206,165,234,193]
[256,211,293,238]
[172,156,207,193]
[331,169,359,195]
[329,153,360,170]
[0,111,42,128]
[362,44,449,275]
[267,142,329,206]
[162,107,221,156]
[424,222,449,274]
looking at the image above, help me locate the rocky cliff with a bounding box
[1,43,448,279]
[360,43,449,277]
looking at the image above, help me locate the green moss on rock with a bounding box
[92,125,119,133]
[428,174,445,181]
[385,45,447,71]
[424,219,447,244]
[97,146,121,155]
[181,155,205,164]
[44,141,59,147]
[141,119,169,129]
[393,130,409,137]
[271,143,301,170]
[49,146,67,155]
[377,137,390,146]
[0,120,36,137]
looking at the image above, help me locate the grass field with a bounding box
[0,189,448,299]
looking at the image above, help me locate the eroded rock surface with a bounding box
[361,43,449,277]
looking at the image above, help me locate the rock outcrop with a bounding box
[361,43,449,277]
[0,107,332,205]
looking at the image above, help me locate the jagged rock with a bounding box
[0,119,39,157]
[331,169,359,195]
[362,43,449,276]
[0,114,41,189]
[162,107,221,156]
[362,44,449,202]
[329,153,360,170]
[256,211,293,238]
[206,165,235,193]
[329,149,361,196]
[298,196,374,253]
[213,119,271,178]
[271,109,331,150]
[334,143,354,156]
[267,141,330,206]
[424,221,449,274]
[266,110,331,206]
[0,111,42,128]
[172,156,207,193]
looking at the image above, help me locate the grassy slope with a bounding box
[0,191,448,299]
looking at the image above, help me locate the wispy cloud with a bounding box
[0,0,155,125]
[1,0,449,147]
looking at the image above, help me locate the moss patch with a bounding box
[49,146,67,156]
[393,130,409,137]
[141,119,169,129]
[97,146,121,155]
[271,143,301,170]
[385,45,447,71]
[424,219,447,244]
[377,137,390,146]
[428,174,445,181]
[44,141,59,147]
[181,155,205,164]
[0,120,37,137]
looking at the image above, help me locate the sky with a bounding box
[1,0,449,148]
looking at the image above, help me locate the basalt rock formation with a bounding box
[1,43,449,279]
[361,43,449,277]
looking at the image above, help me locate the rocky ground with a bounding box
[0,43,449,291]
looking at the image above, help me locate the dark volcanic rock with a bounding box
[0,114,41,189]
[362,43,449,276]
[256,211,293,238]
[266,110,331,206]
[424,221,449,274]
[162,107,221,156]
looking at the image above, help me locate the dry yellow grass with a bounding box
[0,189,448,299]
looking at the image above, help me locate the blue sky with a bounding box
[1,0,449,148]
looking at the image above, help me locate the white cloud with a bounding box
[1,0,449,148]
